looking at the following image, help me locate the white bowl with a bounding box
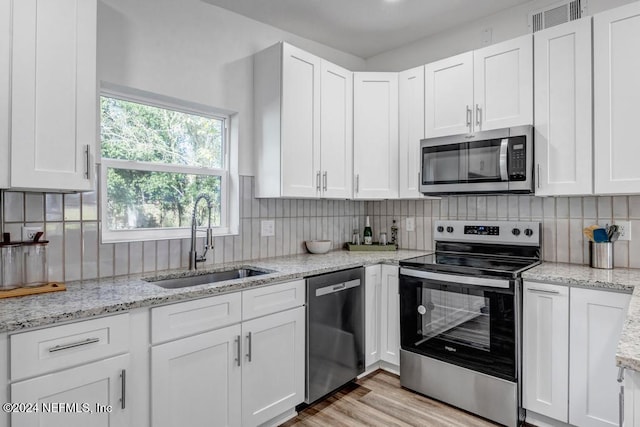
[305,240,332,254]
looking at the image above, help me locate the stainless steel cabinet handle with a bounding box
[355,174,359,194]
[84,144,91,180]
[235,335,241,366]
[618,366,625,383]
[323,171,327,191]
[537,164,541,189]
[466,105,472,128]
[120,369,126,410]
[316,171,321,191]
[475,104,482,126]
[49,337,100,353]
[246,332,252,362]
[618,368,625,427]
[527,288,560,295]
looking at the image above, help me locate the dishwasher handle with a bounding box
[314,279,360,297]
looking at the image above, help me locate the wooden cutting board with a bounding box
[0,283,66,299]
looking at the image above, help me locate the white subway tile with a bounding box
[114,243,129,276]
[143,241,156,273]
[82,191,98,221]
[519,196,531,219]
[25,193,44,222]
[99,241,114,279]
[569,197,582,219]
[168,240,181,269]
[542,220,556,262]
[129,242,143,274]
[251,219,261,259]
[46,223,64,282]
[467,196,477,219]
[3,192,24,222]
[614,241,629,268]
[156,240,169,271]
[508,196,519,219]
[583,197,597,219]
[214,236,224,264]
[476,196,487,219]
[556,197,569,218]
[556,219,569,263]
[63,193,81,221]
[486,196,497,219]
[630,220,640,268]
[569,219,584,265]
[543,197,555,219]
[497,196,508,219]
[224,236,234,263]
[82,222,98,280]
[45,194,64,222]
[242,219,252,260]
[597,196,612,220]
[275,219,284,257]
[613,196,628,219]
[64,223,82,281]
[531,197,543,219]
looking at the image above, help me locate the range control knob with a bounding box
[437,226,444,233]
[512,228,521,236]
[446,226,454,233]
[524,228,534,237]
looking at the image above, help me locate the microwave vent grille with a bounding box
[529,0,586,33]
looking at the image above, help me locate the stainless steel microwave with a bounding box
[420,125,533,195]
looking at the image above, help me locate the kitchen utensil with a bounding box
[305,240,332,254]
[593,228,609,243]
[583,225,599,241]
[589,241,614,269]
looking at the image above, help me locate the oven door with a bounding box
[399,268,517,382]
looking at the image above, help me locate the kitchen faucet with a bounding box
[189,194,214,270]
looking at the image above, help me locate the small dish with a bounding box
[305,240,332,254]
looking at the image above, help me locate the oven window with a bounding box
[466,139,502,182]
[422,143,461,184]
[419,288,490,352]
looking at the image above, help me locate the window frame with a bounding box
[99,84,237,243]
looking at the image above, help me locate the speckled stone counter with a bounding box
[523,263,640,372]
[0,249,429,334]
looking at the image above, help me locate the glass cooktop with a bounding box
[400,252,540,278]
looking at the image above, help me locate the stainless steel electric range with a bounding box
[399,220,541,427]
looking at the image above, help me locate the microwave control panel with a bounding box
[508,137,527,181]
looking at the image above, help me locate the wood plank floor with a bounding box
[281,370,499,427]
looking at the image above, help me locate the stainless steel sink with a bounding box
[147,268,270,289]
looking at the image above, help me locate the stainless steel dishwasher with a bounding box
[305,267,364,404]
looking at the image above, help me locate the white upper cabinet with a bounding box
[534,18,593,196]
[594,2,640,194]
[425,35,532,138]
[425,52,474,138]
[399,66,425,199]
[10,0,96,191]
[473,34,533,132]
[254,42,352,199]
[0,0,10,188]
[353,72,399,199]
[320,61,353,199]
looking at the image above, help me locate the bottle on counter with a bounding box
[363,216,373,245]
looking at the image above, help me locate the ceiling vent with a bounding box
[529,0,587,33]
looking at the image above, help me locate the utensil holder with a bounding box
[589,241,613,269]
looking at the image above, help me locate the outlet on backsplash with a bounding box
[406,217,415,232]
[617,221,631,241]
[261,220,275,237]
[22,226,43,241]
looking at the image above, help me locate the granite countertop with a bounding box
[0,249,429,334]
[523,263,640,372]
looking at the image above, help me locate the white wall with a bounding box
[98,0,366,176]
[365,0,638,71]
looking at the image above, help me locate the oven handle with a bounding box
[499,138,509,182]
[400,268,511,289]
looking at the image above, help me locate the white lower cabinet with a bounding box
[365,265,381,367]
[624,369,640,427]
[11,354,130,427]
[524,282,631,427]
[523,282,569,422]
[570,287,630,427]
[241,307,305,426]
[151,325,242,427]
[380,265,400,366]
[365,264,400,372]
[151,280,306,427]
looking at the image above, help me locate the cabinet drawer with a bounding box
[151,292,241,344]
[242,280,305,320]
[11,314,130,381]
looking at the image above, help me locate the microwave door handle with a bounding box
[499,138,509,181]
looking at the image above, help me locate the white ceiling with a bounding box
[201,0,533,58]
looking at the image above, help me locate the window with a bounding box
[99,87,236,242]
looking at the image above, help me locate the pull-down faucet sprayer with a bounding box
[189,194,214,270]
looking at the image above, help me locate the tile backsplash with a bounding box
[368,195,640,268]
[0,176,365,282]
[2,178,640,283]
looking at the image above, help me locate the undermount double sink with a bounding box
[146,267,271,289]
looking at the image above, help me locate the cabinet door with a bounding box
[399,66,425,199]
[594,2,640,194]
[534,19,592,196]
[570,287,631,427]
[353,72,399,199]
[522,282,569,422]
[473,34,533,132]
[242,307,305,427]
[365,265,381,367]
[425,52,473,137]
[151,324,241,427]
[320,60,353,199]
[10,0,95,191]
[380,265,400,367]
[281,43,321,198]
[0,0,9,188]
[11,354,129,427]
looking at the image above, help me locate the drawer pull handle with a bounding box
[246,332,252,362]
[526,288,560,295]
[48,337,100,353]
[235,335,241,367]
[120,369,126,410]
